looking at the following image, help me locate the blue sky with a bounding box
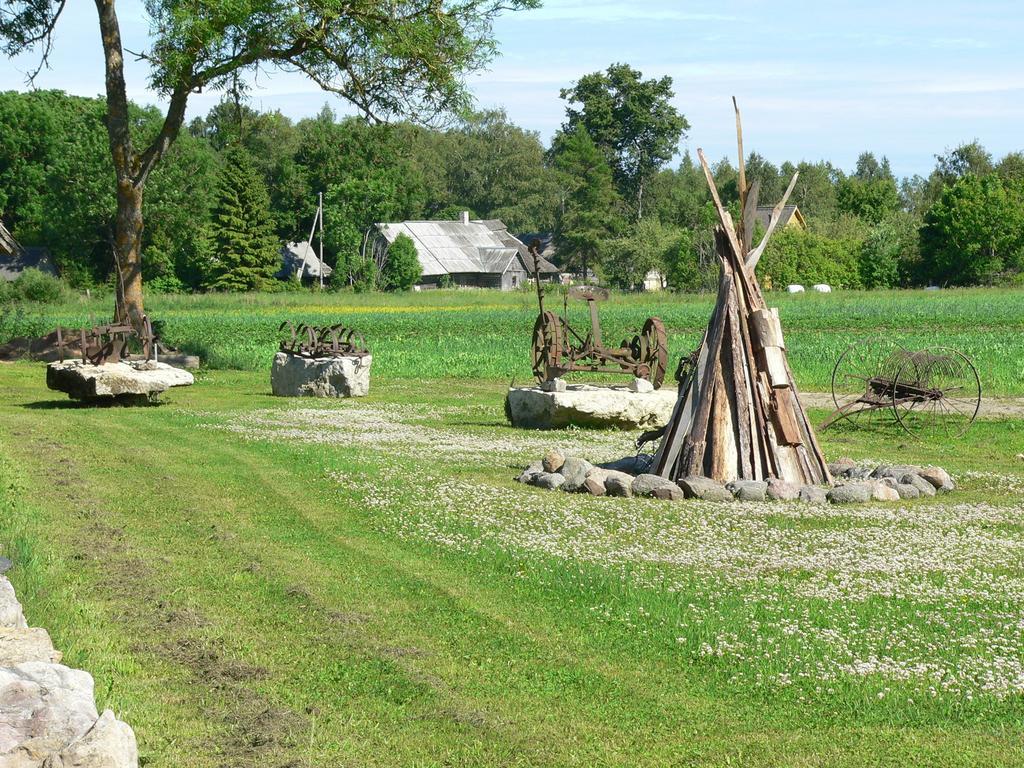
[2,0,1022,177]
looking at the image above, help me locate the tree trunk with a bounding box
[114,179,145,328]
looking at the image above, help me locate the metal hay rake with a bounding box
[821,341,981,439]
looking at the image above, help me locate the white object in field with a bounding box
[786,284,805,293]
[925,285,941,291]
[812,284,832,293]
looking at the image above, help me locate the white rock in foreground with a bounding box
[271,352,372,398]
[46,360,194,402]
[0,575,139,767]
[506,384,677,429]
[0,577,27,629]
[0,662,99,762]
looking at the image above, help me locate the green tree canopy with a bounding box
[920,174,1024,285]
[559,63,687,220]
[551,125,625,278]
[0,0,537,327]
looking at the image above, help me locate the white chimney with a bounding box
[460,210,470,225]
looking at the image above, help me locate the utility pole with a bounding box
[318,191,325,289]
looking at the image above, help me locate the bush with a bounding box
[8,268,69,303]
[757,228,863,289]
[382,233,422,291]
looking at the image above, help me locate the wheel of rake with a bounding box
[531,310,564,381]
[638,317,669,389]
[829,340,901,429]
[892,347,981,440]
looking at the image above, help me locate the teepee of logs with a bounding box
[653,100,831,486]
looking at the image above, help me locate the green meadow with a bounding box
[3,286,1024,392]
[1,288,1023,766]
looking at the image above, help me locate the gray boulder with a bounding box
[901,473,937,497]
[828,457,857,477]
[766,479,801,501]
[871,464,921,481]
[799,486,829,504]
[895,483,920,499]
[827,482,874,504]
[727,480,768,502]
[582,477,606,496]
[678,476,733,502]
[599,455,653,476]
[652,484,684,501]
[531,473,566,491]
[918,466,954,492]
[516,461,544,484]
[271,351,371,398]
[631,473,679,497]
[605,476,633,497]
[559,457,594,492]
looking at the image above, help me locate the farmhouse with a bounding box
[279,241,333,282]
[754,204,806,233]
[0,220,55,281]
[371,213,558,290]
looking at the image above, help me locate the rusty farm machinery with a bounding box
[822,341,981,439]
[55,316,158,365]
[528,245,669,389]
[279,321,369,359]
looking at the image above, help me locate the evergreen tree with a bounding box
[551,126,625,278]
[383,233,422,290]
[208,148,281,291]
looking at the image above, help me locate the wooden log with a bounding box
[725,297,753,479]
[707,361,737,481]
[750,308,784,350]
[680,269,733,477]
[771,387,804,446]
[760,346,790,388]
[746,170,800,269]
[741,178,760,255]
[778,344,833,484]
[654,279,721,477]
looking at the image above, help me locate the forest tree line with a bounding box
[1,66,1023,294]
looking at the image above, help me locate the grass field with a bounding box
[3,286,1024,393]
[1,288,1023,766]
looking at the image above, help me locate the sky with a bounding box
[2,0,1023,178]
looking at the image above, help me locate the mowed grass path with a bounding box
[3,287,1024,392]
[1,363,1023,766]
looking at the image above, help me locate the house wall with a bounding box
[416,269,527,291]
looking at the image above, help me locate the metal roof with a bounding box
[754,205,805,232]
[377,219,526,277]
[0,221,55,281]
[280,241,333,279]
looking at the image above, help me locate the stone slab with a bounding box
[271,352,372,398]
[46,360,194,402]
[505,384,677,429]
